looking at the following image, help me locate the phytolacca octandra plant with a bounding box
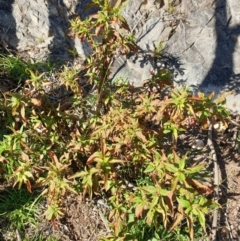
[70,0,138,114]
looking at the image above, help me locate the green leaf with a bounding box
[177,197,191,208]
[173,129,178,139]
[128,212,135,224]
[69,167,99,179]
[44,203,63,220]
[144,164,155,173]
[179,158,186,170]
[154,232,160,239]
[141,186,157,194]
[164,163,178,173]
[171,177,178,191]
[186,164,205,174]
[146,209,154,226]
[163,129,171,134]
[198,196,207,206]
[187,104,196,117]
[191,207,199,216]
[151,196,159,207]
[159,188,169,196]
[177,172,186,182]
[197,210,206,231]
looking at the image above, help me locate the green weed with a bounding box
[0,188,42,230]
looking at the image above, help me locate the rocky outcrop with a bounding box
[0,0,92,60]
[115,0,240,112]
[1,0,240,112]
[111,0,181,87]
[165,0,240,112]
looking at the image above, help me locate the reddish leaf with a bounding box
[113,31,122,42]
[31,98,41,106]
[189,95,204,102]
[120,19,131,32]
[186,177,214,195]
[20,105,26,121]
[161,150,167,162]
[164,191,174,214]
[20,142,33,153]
[26,180,32,193]
[172,150,180,164]
[169,210,184,231]
[135,205,144,218]
[200,118,209,130]
[51,218,57,230]
[21,151,30,162]
[135,131,148,143]
[108,209,116,221]
[95,24,104,36]
[89,13,99,19]
[186,215,194,240]
[87,152,101,166]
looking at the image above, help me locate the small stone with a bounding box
[191,139,205,150]
[233,208,238,217]
[213,122,227,131]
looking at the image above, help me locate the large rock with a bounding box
[113,0,240,113]
[164,0,240,112]
[0,0,91,60]
[111,0,176,86]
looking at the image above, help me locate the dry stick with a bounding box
[225,213,234,241]
[225,115,239,241]
[96,57,114,115]
[207,121,220,241]
[98,209,111,233]
[232,115,240,149]
[16,229,22,241]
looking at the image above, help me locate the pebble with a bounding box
[191,139,204,150]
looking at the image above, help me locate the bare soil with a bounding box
[215,115,240,241]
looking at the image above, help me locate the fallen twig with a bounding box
[232,115,239,149]
[16,229,22,241]
[208,121,220,241]
[98,209,112,234]
[225,212,234,241]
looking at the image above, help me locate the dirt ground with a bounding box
[0,191,111,241]
[214,115,240,241]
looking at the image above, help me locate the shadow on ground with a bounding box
[199,0,240,94]
[0,0,18,50]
